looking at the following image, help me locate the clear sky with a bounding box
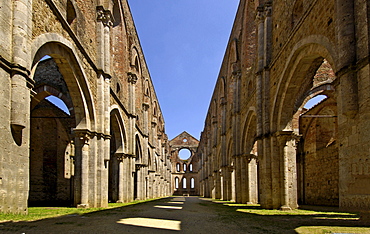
[127,0,240,140]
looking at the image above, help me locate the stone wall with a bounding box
[0,0,172,214]
[197,0,370,214]
[170,132,200,196]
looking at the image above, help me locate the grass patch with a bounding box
[295,226,370,234]
[203,199,369,233]
[0,198,162,222]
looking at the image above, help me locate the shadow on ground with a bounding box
[0,197,369,233]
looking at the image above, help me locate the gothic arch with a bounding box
[271,37,337,132]
[66,0,77,25]
[31,34,96,129]
[135,134,142,163]
[110,108,127,154]
[131,46,142,76]
[112,0,122,27]
[241,108,257,153]
[109,108,126,202]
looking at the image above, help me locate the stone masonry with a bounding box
[170,131,200,196]
[0,0,171,214]
[197,0,370,218]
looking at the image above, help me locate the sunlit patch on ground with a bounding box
[167,201,184,205]
[154,205,183,210]
[171,197,186,202]
[117,217,181,231]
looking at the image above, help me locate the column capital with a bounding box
[274,131,301,145]
[264,1,272,17]
[256,6,265,22]
[143,102,150,111]
[74,129,92,144]
[127,72,138,84]
[96,6,113,27]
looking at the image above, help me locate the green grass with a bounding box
[208,201,370,234]
[0,198,161,222]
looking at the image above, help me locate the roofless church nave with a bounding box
[1,0,370,221]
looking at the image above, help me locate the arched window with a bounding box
[183,178,187,189]
[189,163,193,172]
[66,0,76,24]
[191,178,195,189]
[183,163,187,171]
[175,177,179,189]
[176,163,180,172]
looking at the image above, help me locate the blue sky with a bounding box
[127,0,240,140]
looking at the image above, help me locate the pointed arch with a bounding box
[271,36,337,131]
[112,0,122,27]
[31,33,97,129]
[110,108,127,155]
[135,135,142,162]
[66,0,77,25]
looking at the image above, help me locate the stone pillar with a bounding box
[336,0,358,118]
[74,131,91,208]
[240,156,247,203]
[247,157,258,204]
[215,171,221,199]
[116,154,124,203]
[11,0,33,146]
[237,156,244,203]
[231,164,236,202]
[255,4,267,207]
[127,73,138,156]
[276,131,299,210]
[220,164,229,200]
[96,5,113,208]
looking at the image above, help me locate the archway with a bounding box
[29,41,94,207]
[109,109,126,202]
[134,135,142,200]
[272,42,339,208]
[29,57,75,206]
[241,111,259,204]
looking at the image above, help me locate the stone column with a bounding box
[247,157,258,204]
[336,0,358,118]
[74,130,91,208]
[116,153,125,203]
[276,131,299,210]
[235,158,242,203]
[11,0,33,145]
[231,164,236,202]
[96,6,113,208]
[127,73,138,155]
[255,5,268,207]
[240,156,247,203]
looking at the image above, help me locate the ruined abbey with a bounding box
[0,0,370,217]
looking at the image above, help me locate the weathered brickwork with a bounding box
[197,0,370,219]
[0,0,171,214]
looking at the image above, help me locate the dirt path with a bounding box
[0,196,366,233]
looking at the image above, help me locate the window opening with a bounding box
[191,178,195,189]
[46,96,70,115]
[183,178,187,189]
[175,177,179,189]
[179,148,191,160]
